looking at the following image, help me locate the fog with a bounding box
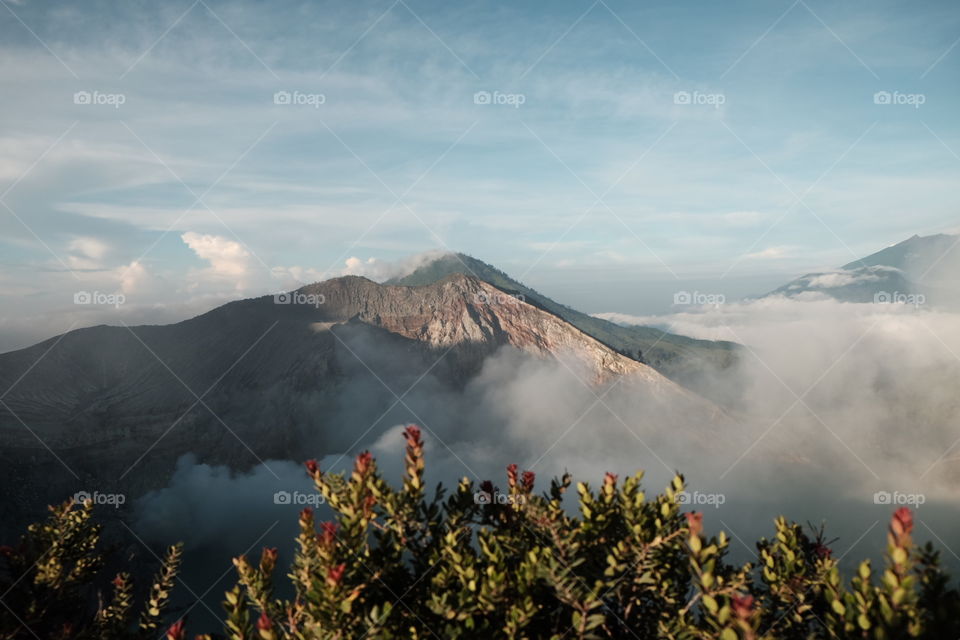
[132,295,960,630]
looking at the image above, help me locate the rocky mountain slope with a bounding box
[387,253,740,397]
[0,273,729,533]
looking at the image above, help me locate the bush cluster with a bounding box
[2,426,958,639]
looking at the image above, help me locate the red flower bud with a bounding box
[326,563,346,587]
[506,463,518,488]
[112,574,125,589]
[165,619,186,640]
[260,547,278,571]
[318,522,338,548]
[892,506,913,537]
[404,425,422,446]
[256,612,272,631]
[732,594,755,620]
[305,459,320,475]
[522,470,535,492]
[354,451,373,475]
[814,543,832,559]
[604,472,618,486]
[685,511,703,538]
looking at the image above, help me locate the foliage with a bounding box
[0,499,181,640]
[2,427,959,639]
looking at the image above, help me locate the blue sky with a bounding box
[1,0,958,350]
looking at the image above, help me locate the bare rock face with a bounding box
[302,274,656,383]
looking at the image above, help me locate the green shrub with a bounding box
[0,500,181,640]
[2,426,958,639]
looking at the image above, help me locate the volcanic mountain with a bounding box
[0,272,731,533]
[767,233,960,305]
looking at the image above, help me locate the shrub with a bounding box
[0,500,181,640]
[2,426,958,639]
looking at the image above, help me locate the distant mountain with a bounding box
[0,273,729,534]
[768,233,959,305]
[387,253,740,398]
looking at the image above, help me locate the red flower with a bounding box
[732,594,755,620]
[260,547,278,570]
[354,451,373,475]
[256,612,272,631]
[604,472,618,486]
[522,470,535,492]
[301,507,313,519]
[404,425,422,446]
[685,511,703,538]
[326,563,346,586]
[814,543,832,559]
[304,459,320,475]
[112,574,126,589]
[319,522,338,548]
[506,463,519,488]
[892,506,913,536]
[165,620,186,640]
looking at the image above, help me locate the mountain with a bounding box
[768,233,959,305]
[0,273,728,534]
[387,253,740,398]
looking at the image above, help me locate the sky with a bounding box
[1,0,959,351]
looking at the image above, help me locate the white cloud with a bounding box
[340,250,452,282]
